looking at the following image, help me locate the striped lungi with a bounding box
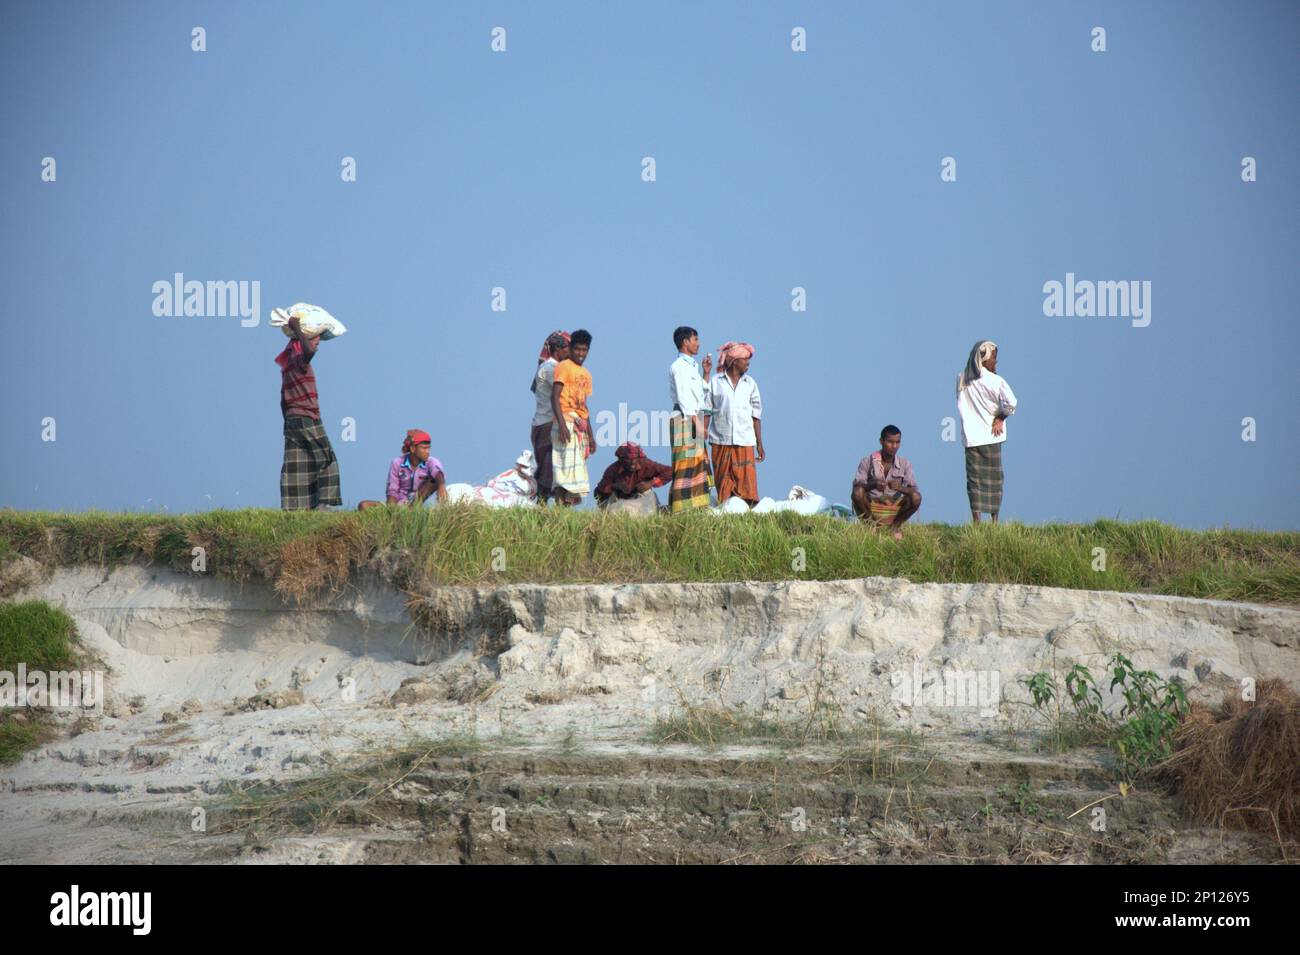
[710,444,757,506]
[867,495,905,526]
[964,442,1004,516]
[281,415,341,510]
[531,421,555,499]
[669,415,710,511]
[551,413,590,496]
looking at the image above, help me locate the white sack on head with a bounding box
[271,303,347,340]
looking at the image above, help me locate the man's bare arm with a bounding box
[552,382,569,443]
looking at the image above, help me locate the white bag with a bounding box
[752,486,830,515]
[270,303,347,340]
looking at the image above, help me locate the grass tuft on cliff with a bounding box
[0,600,84,764]
[0,507,1296,605]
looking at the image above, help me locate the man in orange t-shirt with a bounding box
[549,329,594,506]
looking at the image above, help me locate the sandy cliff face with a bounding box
[4,567,1296,863]
[14,566,1299,722]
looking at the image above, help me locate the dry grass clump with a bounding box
[273,521,374,603]
[1164,678,1299,848]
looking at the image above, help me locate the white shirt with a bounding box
[531,359,557,427]
[708,373,762,446]
[668,353,706,417]
[957,370,1017,447]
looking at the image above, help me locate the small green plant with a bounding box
[1024,672,1055,709]
[1107,653,1188,776]
[1064,664,1105,722]
[1025,654,1188,780]
[1018,664,1108,754]
[1011,782,1041,817]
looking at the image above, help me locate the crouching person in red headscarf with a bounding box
[357,429,448,510]
[594,442,672,515]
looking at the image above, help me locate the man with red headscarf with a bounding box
[357,429,447,510]
[530,330,571,503]
[708,341,764,507]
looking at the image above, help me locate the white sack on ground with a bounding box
[443,450,538,508]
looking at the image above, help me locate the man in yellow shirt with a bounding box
[550,329,594,506]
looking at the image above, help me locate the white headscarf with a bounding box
[956,340,997,395]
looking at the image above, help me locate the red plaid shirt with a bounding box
[277,338,320,420]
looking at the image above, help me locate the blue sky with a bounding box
[2,1,1296,527]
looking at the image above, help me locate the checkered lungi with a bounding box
[669,414,710,512]
[281,415,342,510]
[964,442,1004,516]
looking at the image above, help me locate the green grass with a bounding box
[0,600,84,764]
[0,719,54,766]
[1,507,1297,603]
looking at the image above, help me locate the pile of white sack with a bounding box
[445,451,538,508]
[713,485,834,516]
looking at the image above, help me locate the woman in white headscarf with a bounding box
[955,340,1017,522]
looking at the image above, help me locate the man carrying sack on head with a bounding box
[275,313,342,510]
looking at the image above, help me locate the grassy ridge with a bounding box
[0,507,1297,604]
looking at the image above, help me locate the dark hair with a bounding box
[673,326,698,350]
[880,425,901,440]
[570,329,592,348]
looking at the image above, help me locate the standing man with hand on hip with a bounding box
[276,315,342,510]
[956,340,1017,523]
[668,326,712,511]
[708,341,763,508]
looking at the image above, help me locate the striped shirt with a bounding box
[278,338,320,420]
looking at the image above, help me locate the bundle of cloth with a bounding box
[445,450,539,507]
[714,485,831,516]
[270,303,348,340]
